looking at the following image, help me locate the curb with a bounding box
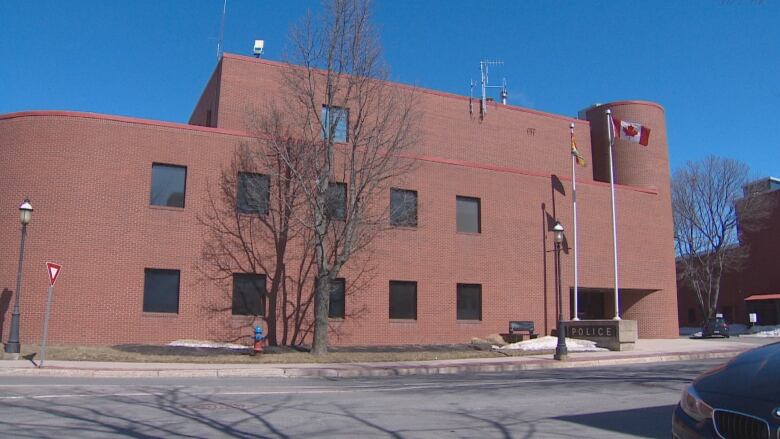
[0,349,744,379]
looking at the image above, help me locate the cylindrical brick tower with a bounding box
[583,101,669,191]
[581,101,679,338]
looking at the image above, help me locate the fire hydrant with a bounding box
[253,325,265,354]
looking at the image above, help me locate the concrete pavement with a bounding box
[0,338,769,379]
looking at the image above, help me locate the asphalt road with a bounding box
[0,359,725,438]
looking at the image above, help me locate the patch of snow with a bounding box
[751,329,780,337]
[742,324,780,337]
[495,336,608,352]
[683,323,780,338]
[168,340,248,350]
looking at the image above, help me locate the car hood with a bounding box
[696,341,780,403]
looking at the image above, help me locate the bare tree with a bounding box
[199,0,419,353]
[673,155,767,323]
[277,0,420,354]
[198,108,317,346]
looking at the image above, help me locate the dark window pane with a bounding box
[150,164,187,208]
[389,281,417,320]
[457,284,482,320]
[329,278,346,319]
[326,182,347,220]
[232,273,266,316]
[237,172,270,214]
[456,196,480,233]
[390,189,418,227]
[322,106,348,142]
[143,269,180,313]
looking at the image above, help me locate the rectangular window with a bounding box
[232,273,266,316]
[389,281,417,320]
[457,283,482,320]
[390,188,418,227]
[237,172,270,214]
[150,163,187,208]
[329,278,346,319]
[326,182,347,220]
[143,269,180,313]
[322,106,348,143]
[456,196,481,233]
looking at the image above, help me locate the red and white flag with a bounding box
[612,118,650,146]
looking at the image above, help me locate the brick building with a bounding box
[0,54,678,346]
[677,177,780,327]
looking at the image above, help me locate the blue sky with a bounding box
[1,1,778,178]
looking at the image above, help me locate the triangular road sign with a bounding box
[46,262,62,286]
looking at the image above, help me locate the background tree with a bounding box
[280,0,420,354]
[672,155,767,323]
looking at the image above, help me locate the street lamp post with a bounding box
[4,199,33,357]
[553,221,568,361]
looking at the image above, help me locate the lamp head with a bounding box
[19,199,33,225]
[553,222,564,244]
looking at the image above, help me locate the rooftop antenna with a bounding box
[470,60,508,120]
[216,0,227,60]
[469,79,475,116]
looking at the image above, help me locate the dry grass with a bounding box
[18,344,504,364]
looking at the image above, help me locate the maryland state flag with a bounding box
[612,118,651,146]
[571,129,586,167]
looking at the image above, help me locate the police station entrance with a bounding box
[570,288,615,320]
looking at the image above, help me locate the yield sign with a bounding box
[46,262,62,286]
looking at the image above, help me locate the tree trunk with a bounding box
[312,272,330,354]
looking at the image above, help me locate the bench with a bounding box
[500,321,539,343]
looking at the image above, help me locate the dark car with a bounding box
[702,317,730,338]
[672,341,780,439]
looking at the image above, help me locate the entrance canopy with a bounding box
[745,294,780,301]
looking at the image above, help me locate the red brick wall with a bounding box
[189,61,222,128]
[0,56,679,346]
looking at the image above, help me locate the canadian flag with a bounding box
[612,117,650,146]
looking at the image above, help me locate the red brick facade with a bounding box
[0,54,679,346]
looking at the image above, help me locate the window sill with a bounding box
[456,231,481,236]
[390,225,418,230]
[142,312,179,318]
[149,205,185,212]
[329,317,345,322]
[389,318,417,323]
[456,319,482,324]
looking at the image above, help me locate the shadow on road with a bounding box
[554,404,675,438]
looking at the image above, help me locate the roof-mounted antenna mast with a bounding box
[217,0,227,60]
[469,79,475,116]
[470,60,508,120]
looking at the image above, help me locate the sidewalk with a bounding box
[0,338,762,379]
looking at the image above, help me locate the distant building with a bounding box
[0,54,678,346]
[677,177,780,326]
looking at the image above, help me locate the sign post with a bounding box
[39,262,61,368]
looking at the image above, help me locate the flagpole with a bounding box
[570,123,579,321]
[606,109,621,320]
